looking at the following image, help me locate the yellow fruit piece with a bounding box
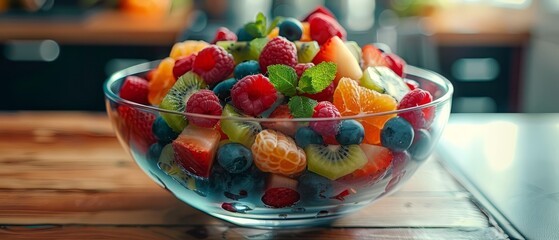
[301,22,311,41]
[333,78,397,144]
[169,40,209,59]
[251,129,307,177]
[267,27,279,39]
[148,57,175,105]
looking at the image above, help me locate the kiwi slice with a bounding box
[159,72,207,133]
[360,66,387,94]
[305,144,367,180]
[344,41,362,64]
[216,38,268,64]
[220,104,262,148]
[373,66,410,102]
[295,41,319,63]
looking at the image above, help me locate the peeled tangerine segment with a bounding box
[333,77,397,145]
[148,57,176,106]
[220,104,262,148]
[361,66,410,102]
[305,144,367,180]
[169,40,209,59]
[251,129,307,177]
[159,72,207,133]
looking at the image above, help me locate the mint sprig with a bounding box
[298,62,337,94]
[244,12,267,38]
[268,64,298,97]
[288,96,318,118]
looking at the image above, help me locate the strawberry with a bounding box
[261,174,300,208]
[340,144,393,180]
[362,44,388,69]
[119,76,149,105]
[308,13,347,45]
[384,52,406,77]
[261,105,297,137]
[117,105,156,152]
[173,53,197,79]
[312,36,362,84]
[302,6,335,22]
[172,125,221,178]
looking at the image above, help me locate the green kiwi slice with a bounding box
[360,66,410,102]
[305,144,367,180]
[216,38,268,64]
[295,41,319,63]
[220,104,262,148]
[159,72,207,133]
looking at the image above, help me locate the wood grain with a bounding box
[0,112,505,239]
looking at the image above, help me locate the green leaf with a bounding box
[297,62,337,94]
[245,12,267,38]
[268,65,298,97]
[267,16,284,34]
[288,96,318,118]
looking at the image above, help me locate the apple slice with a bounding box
[312,36,362,84]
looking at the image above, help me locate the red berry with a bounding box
[301,81,335,102]
[192,45,235,85]
[259,37,297,73]
[310,101,341,137]
[230,74,278,116]
[294,63,314,78]
[117,105,156,152]
[309,13,346,45]
[119,76,149,105]
[173,53,197,79]
[384,53,406,77]
[261,105,297,137]
[398,89,434,129]
[405,79,420,91]
[211,27,238,44]
[362,44,388,69]
[261,187,300,208]
[302,6,336,22]
[186,90,223,128]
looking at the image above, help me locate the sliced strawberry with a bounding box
[117,105,156,152]
[302,6,335,22]
[308,13,346,45]
[119,76,149,105]
[173,53,197,79]
[261,105,298,137]
[172,125,221,178]
[312,36,362,84]
[362,44,388,69]
[341,144,393,180]
[384,53,406,77]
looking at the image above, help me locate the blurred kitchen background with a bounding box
[1,0,558,113]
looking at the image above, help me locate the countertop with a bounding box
[0,112,510,239]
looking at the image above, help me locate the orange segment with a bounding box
[333,77,397,144]
[267,27,279,39]
[301,22,311,41]
[169,40,209,59]
[251,129,307,177]
[148,57,175,105]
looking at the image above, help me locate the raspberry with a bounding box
[310,101,341,137]
[211,27,237,44]
[173,53,197,79]
[259,37,297,73]
[261,187,300,208]
[119,76,149,105]
[192,45,235,85]
[294,63,314,78]
[405,79,419,91]
[309,13,347,45]
[230,74,278,116]
[398,89,434,129]
[186,90,223,127]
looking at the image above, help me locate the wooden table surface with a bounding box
[0,112,508,239]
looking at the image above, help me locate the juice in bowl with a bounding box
[103,6,453,228]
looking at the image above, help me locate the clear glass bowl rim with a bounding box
[103,60,454,123]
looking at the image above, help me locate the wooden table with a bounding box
[0,112,508,239]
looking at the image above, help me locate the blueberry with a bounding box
[152,116,179,144]
[278,18,303,42]
[217,143,253,173]
[335,120,365,145]
[408,129,432,161]
[147,142,165,161]
[212,78,237,104]
[234,60,261,80]
[381,117,414,151]
[295,127,324,148]
[236,27,254,41]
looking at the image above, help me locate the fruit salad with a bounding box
[114,7,439,213]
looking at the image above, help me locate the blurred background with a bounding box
[1,0,557,113]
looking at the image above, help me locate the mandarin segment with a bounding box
[170,40,210,60]
[148,57,176,106]
[251,129,307,177]
[333,78,397,144]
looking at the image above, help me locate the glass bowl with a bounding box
[103,61,453,228]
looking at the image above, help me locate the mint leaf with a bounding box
[267,16,284,34]
[288,96,318,118]
[268,65,298,97]
[298,62,337,94]
[245,12,267,38]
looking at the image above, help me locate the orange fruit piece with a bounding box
[169,40,209,60]
[148,57,175,105]
[300,22,311,41]
[333,77,397,144]
[267,27,279,39]
[251,129,307,177]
